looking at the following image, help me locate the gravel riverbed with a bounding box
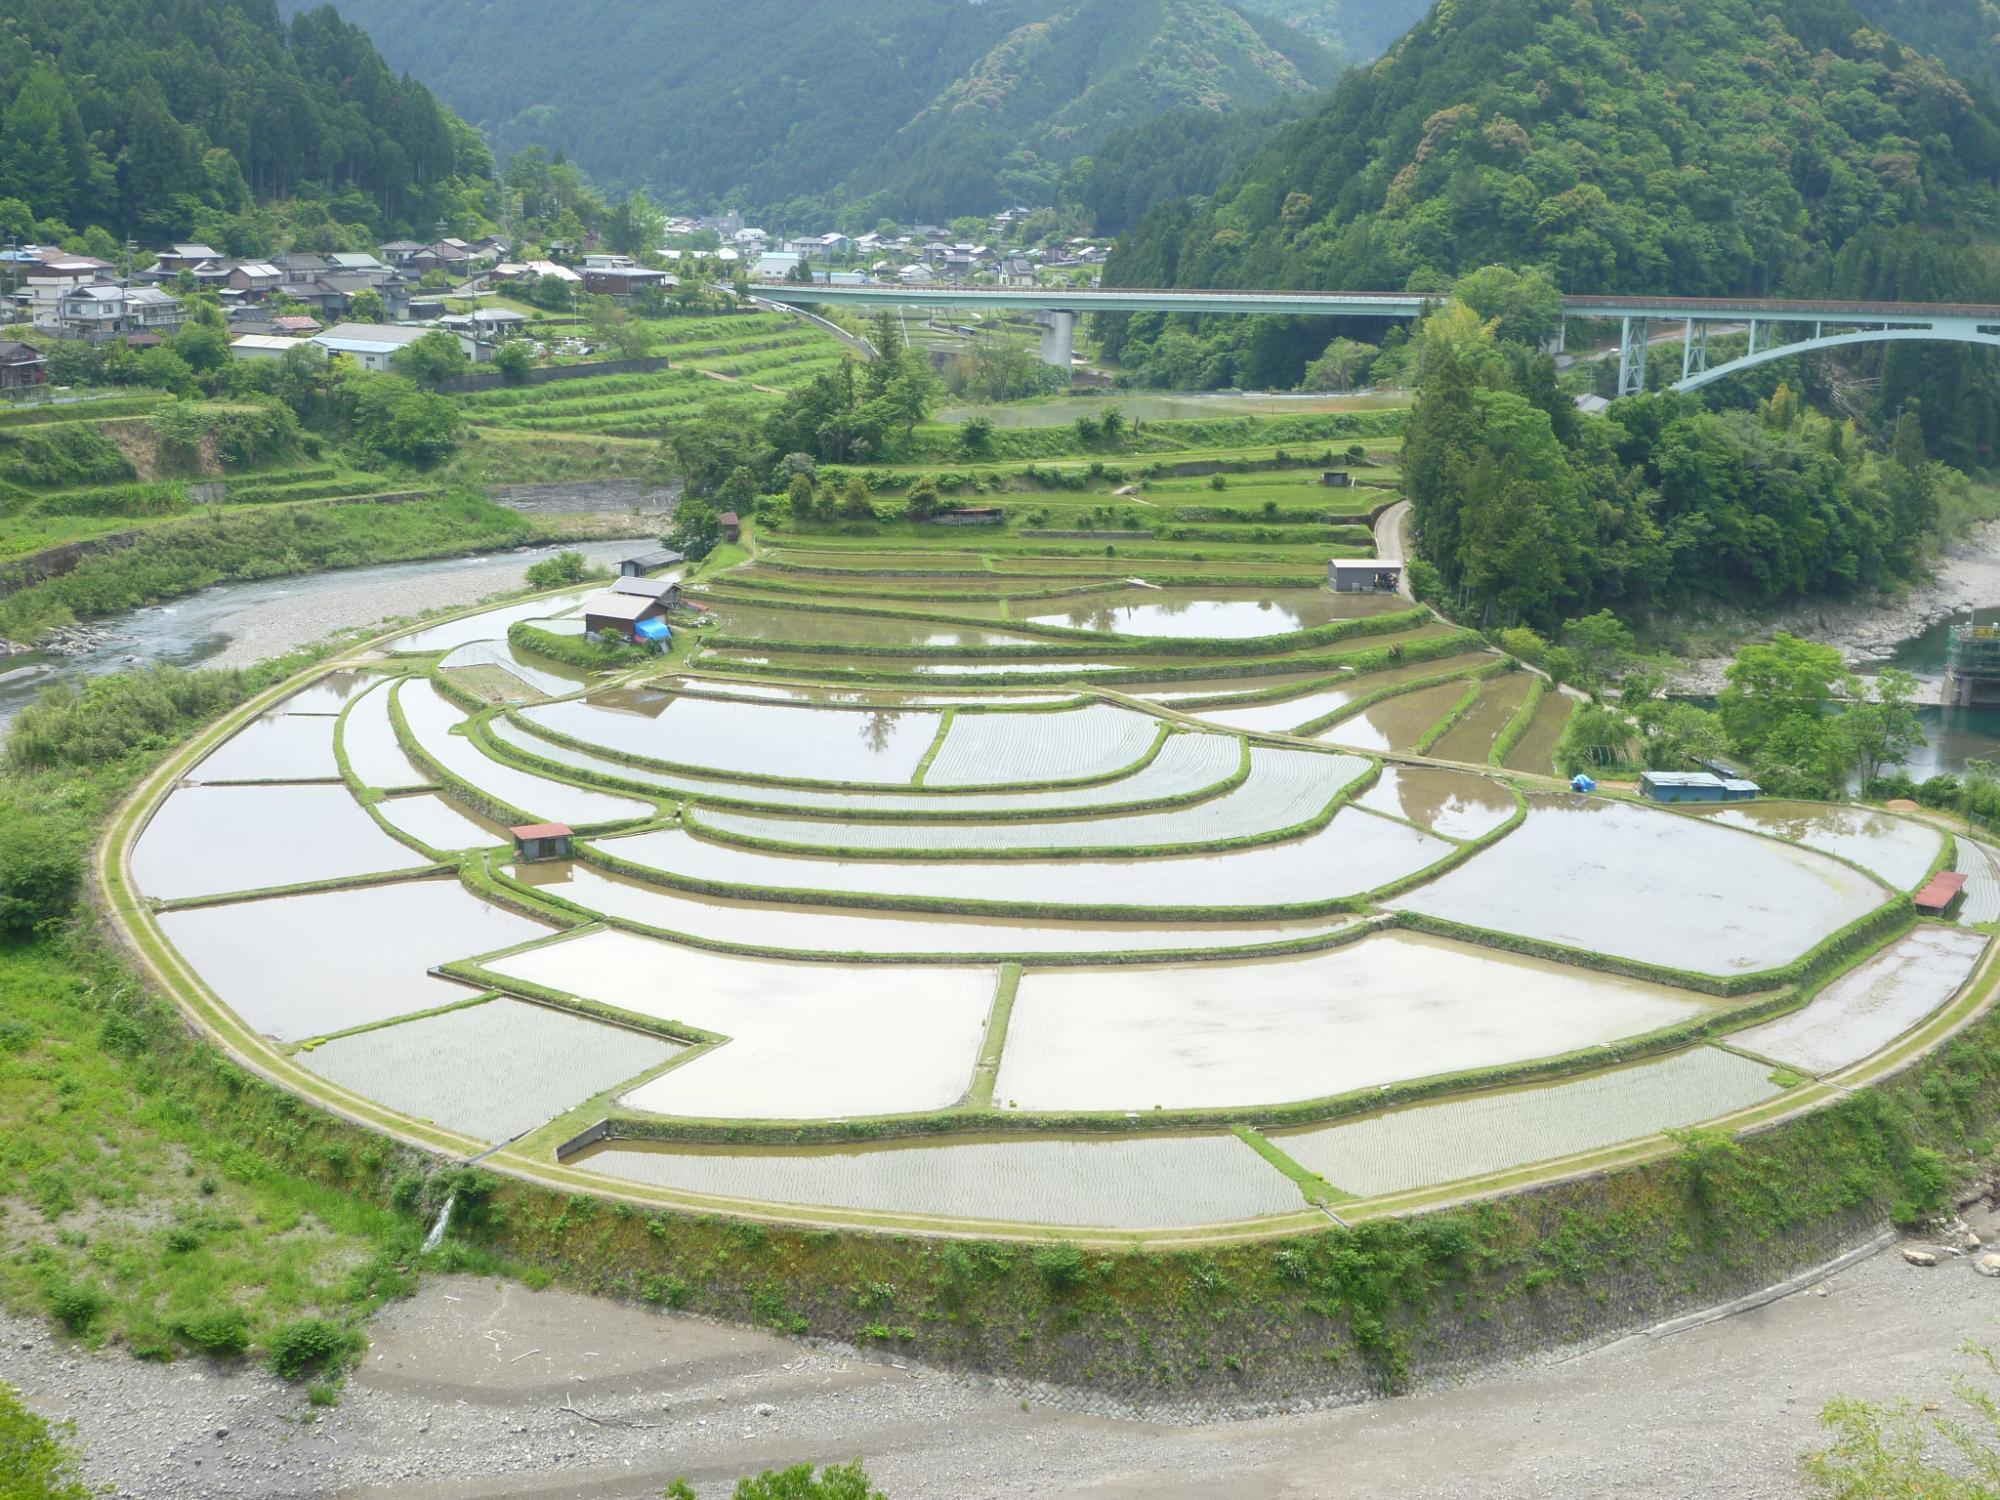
[10,1212,2000,1500]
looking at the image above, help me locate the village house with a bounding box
[154,243,223,273]
[53,284,187,341]
[581,263,671,298]
[0,339,47,390]
[310,320,475,372]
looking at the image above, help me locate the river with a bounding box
[0,539,639,728]
[1877,607,2000,778]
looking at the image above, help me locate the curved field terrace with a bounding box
[116,581,1986,1238]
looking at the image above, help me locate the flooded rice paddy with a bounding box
[922,703,1161,786]
[995,933,1713,1112]
[1731,926,1986,1074]
[509,860,1362,958]
[704,602,1036,647]
[1687,801,1945,891]
[1426,674,1537,764]
[374,792,508,852]
[580,1133,1301,1228]
[690,748,1365,854]
[1392,795,1890,973]
[338,679,431,791]
[436,639,584,699]
[133,783,426,900]
[1188,657,1488,734]
[398,680,654,826]
[301,997,680,1143]
[1276,1047,1783,1197]
[275,672,375,714]
[1316,680,1468,753]
[189,711,339,783]
[1018,588,1383,639]
[157,877,549,1041]
[484,929,994,1119]
[384,590,592,653]
[1354,766,1517,841]
[602,805,1449,911]
[521,691,943,784]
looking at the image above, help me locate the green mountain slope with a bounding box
[277,0,1341,221]
[0,0,491,250]
[1849,0,2000,89]
[1108,0,2000,299]
[1231,0,1432,56]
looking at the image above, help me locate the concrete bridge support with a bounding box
[1038,309,1077,370]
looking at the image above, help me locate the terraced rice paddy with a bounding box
[1687,801,1945,891]
[1318,680,1469,753]
[1502,691,1575,775]
[508,860,1362,958]
[398,679,655,825]
[995,933,1714,1111]
[375,792,507,852]
[922,703,1162,786]
[301,998,681,1143]
[157,878,550,1040]
[483,930,994,1119]
[385,592,592,654]
[189,711,339,782]
[601,805,1449,912]
[1426,674,1537,764]
[133,567,1993,1231]
[580,1133,1301,1228]
[521,691,943,784]
[1017,588,1380,638]
[1355,767,1517,840]
[689,748,1366,854]
[1392,795,1890,974]
[132,783,426,900]
[339,679,431,791]
[1276,1047,1785,1197]
[1730,925,1986,1073]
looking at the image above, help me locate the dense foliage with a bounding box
[1399,280,1948,631]
[0,1383,91,1500]
[1101,0,2000,444]
[282,0,1338,221]
[1847,0,2000,89]
[0,0,493,251]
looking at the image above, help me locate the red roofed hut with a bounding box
[1915,871,1966,917]
[510,822,573,862]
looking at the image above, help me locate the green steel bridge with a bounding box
[755,283,2000,388]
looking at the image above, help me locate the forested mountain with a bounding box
[0,0,493,253]
[1101,0,2000,459]
[278,0,1343,222]
[1848,0,2000,90]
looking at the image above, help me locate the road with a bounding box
[1372,499,1414,599]
[9,1212,2000,1499]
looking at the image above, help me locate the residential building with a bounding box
[1001,255,1035,287]
[224,262,285,297]
[0,340,47,390]
[229,333,309,360]
[53,284,186,341]
[581,264,670,297]
[155,243,223,272]
[378,240,425,266]
[310,321,474,372]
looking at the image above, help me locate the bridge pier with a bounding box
[1038,309,1076,371]
[1616,316,1651,396]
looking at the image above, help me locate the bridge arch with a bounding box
[1673,322,2000,392]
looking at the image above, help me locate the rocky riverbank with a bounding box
[1668,515,2000,694]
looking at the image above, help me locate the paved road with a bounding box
[1372,499,1414,599]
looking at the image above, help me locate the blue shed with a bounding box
[1640,770,1760,803]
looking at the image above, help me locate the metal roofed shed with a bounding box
[611,575,680,605]
[582,590,666,639]
[1639,770,1760,804]
[1328,558,1402,594]
[1916,870,1968,916]
[621,548,683,575]
[510,822,573,862]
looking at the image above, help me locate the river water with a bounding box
[0,539,639,729]
[1879,608,2000,778]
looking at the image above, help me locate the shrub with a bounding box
[176,1307,251,1358]
[0,817,81,934]
[1032,1243,1086,1292]
[47,1283,104,1335]
[266,1317,361,1380]
[525,549,592,588]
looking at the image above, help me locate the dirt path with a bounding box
[9,1212,2000,1500]
[1372,500,1413,599]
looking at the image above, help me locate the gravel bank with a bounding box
[200,539,643,671]
[10,1210,2000,1499]
[1670,514,2000,693]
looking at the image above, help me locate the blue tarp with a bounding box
[634,618,672,642]
[1570,774,1597,793]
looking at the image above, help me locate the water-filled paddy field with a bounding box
[126,577,1992,1233]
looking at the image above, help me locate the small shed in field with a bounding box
[611,574,680,607]
[1320,470,1353,487]
[1916,871,1967,916]
[582,590,665,639]
[510,822,573,862]
[1328,558,1401,594]
[718,511,741,542]
[1639,771,1760,804]
[620,548,683,576]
